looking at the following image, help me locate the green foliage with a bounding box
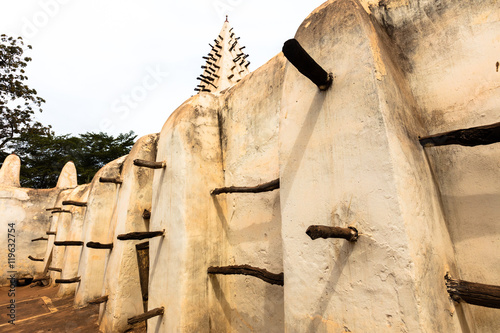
[0,34,51,150]
[4,130,136,188]
[0,34,137,189]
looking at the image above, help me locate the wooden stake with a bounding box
[208,264,284,286]
[99,177,123,184]
[48,267,62,272]
[54,241,84,246]
[86,242,114,250]
[52,210,71,214]
[306,225,358,242]
[445,273,500,309]
[46,231,57,235]
[142,209,151,220]
[117,230,165,241]
[28,255,44,262]
[211,178,279,195]
[419,122,500,147]
[31,237,48,242]
[32,276,50,282]
[282,38,333,91]
[127,307,164,325]
[55,277,80,284]
[133,159,166,169]
[88,295,108,305]
[62,200,88,207]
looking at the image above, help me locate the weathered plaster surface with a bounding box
[49,185,87,287]
[0,154,21,187]
[148,93,228,332]
[99,135,157,333]
[279,0,469,332]
[0,157,77,285]
[57,184,90,297]
[216,54,286,332]
[367,0,500,331]
[74,155,127,307]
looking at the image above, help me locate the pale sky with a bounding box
[1,0,326,139]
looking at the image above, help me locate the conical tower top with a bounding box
[195,19,250,94]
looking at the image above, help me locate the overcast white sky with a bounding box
[1,0,326,139]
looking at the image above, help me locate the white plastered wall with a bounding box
[279,0,462,332]
[99,135,157,333]
[74,155,128,308]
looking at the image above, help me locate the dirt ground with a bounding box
[0,284,146,333]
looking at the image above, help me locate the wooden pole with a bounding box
[31,237,48,242]
[208,264,284,286]
[127,307,164,325]
[133,159,166,169]
[46,231,57,235]
[142,209,151,220]
[62,200,87,207]
[52,210,71,214]
[45,207,61,211]
[211,178,279,195]
[420,122,500,147]
[306,225,358,242]
[54,241,84,246]
[117,230,165,241]
[28,255,44,262]
[445,273,500,309]
[55,277,80,284]
[99,177,123,184]
[48,267,62,272]
[32,276,50,282]
[86,242,114,250]
[88,295,108,305]
[282,39,333,91]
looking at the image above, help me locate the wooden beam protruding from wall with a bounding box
[133,159,166,169]
[45,207,61,211]
[208,264,284,286]
[62,200,87,207]
[86,242,113,250]
[99,176,123,184]
[306,225,358,242]
[32,276,50,282]
[445,273,500,309]
[28,255,44,262]
[117,230,164,241]
[88,295,108,305]
[31,237,48,242]
[127,307,165,325]
[211,178,279,195]
[54,241,84,246]
[52,210,71,214]
[46,231,57,235]
[420,122,500,147]
[48,267,62,272]
[55,277,80,284]
[142,209,151,220]
[282,38,333,91]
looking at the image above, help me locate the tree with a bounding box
[10,130,136,188]
[0,34,51,151]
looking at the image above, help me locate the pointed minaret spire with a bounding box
[195,18,251,94]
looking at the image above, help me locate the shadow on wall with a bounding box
[280,91,326,205]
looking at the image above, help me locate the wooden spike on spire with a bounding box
[195,19,250,94]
